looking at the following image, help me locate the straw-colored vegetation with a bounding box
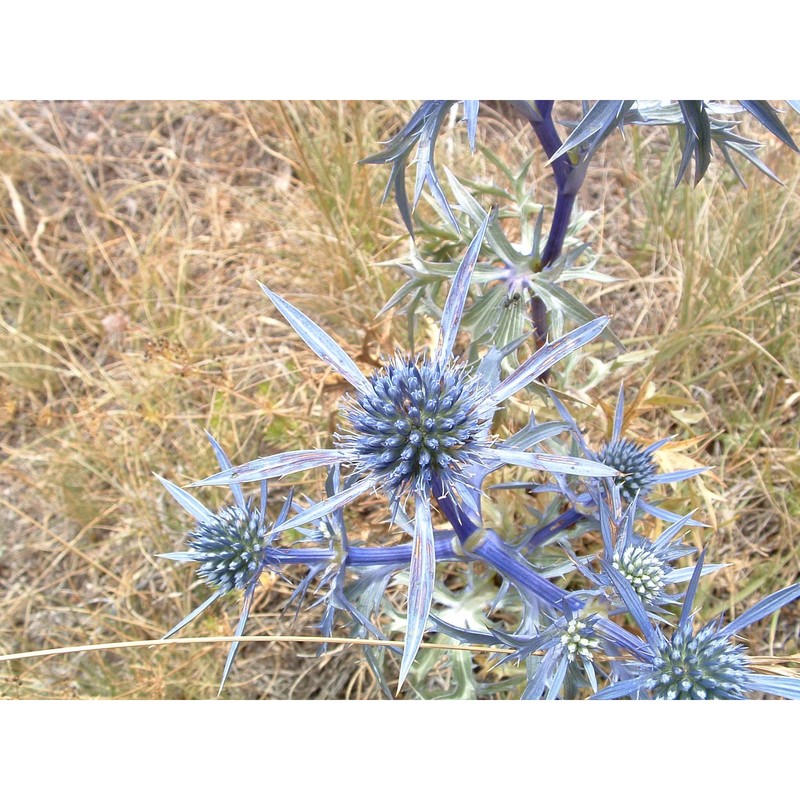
[1,101,798,698]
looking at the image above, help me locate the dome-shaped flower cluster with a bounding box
[593,553,800,700]
[559,617,601,663]
[342,355,491,498]
[599,439,658,503]
[187,504,266,593]
[647,623,750,700]
[611,539,668,604]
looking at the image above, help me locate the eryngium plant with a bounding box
[152,100,800,698]
[191,210,619,686]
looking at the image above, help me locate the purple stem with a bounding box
[472,528,648,659]
[271,505,647,659]
[346,533,463,566]
[529,101,584,268]
[267,531,464,569]
[524,506,585,551]
[431,481,647,659]
[474,528,578,608]
[433,487,480,543]
[541,190,576,267]
[529,102,571,189]
[518,101,584,364]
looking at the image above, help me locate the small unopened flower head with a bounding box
[647,624,751,700]
[187,504,266,593]
[612,539,668,604]
[599,439,657,502]
[559,617,601,662]
[342,354,491,499]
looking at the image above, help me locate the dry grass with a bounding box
[1,100,798,699]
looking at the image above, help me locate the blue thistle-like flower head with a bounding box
[549,499,721,625]
[646,622,750,700]
[599,439,657,503]
[482,606,625,699]
[542,384,708,528]
[558,615,602,663]
[156,432,301,693]
[186,504,266,593]
[341,353,492,500]
[610,535,668,604]
[594,552,800,700]
[583,497,719,615]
